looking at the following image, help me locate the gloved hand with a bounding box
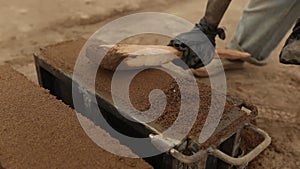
[168,18,226,69]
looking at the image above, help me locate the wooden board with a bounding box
[86,44,251,70]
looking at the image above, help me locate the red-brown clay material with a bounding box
[38,39,299,169]
[0,65,152,169]
[40,39,249,148]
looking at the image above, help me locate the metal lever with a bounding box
[170,148,207,164]
[169,124,270,166]
[208,124,271,166]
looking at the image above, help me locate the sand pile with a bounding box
[0,65,152,169]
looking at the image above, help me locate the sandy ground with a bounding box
[0,0,299,168]
[0,65,152,169]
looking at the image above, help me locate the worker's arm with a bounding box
[169,0,232,69]
[204,0,232,28]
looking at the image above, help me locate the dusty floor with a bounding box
[0,0,299,168]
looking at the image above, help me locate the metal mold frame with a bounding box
[34,53,270,169]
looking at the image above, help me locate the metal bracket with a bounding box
[208,124,271,166]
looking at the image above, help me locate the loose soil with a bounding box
[0,65,152,169]
[39,38,300,169]
[40,39,251,150]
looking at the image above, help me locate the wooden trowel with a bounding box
[86,44,251,71]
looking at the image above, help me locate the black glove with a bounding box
[168,18,226,69]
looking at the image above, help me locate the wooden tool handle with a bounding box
[86,44,251,71]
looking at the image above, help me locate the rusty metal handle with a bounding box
[208,125,271,166]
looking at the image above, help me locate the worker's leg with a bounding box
[227,0,300,65]
[279,18,300,65]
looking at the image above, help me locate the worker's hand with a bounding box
[168,18,226,69]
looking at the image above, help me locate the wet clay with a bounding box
[0,65,152,169]
[40,39,250,147]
